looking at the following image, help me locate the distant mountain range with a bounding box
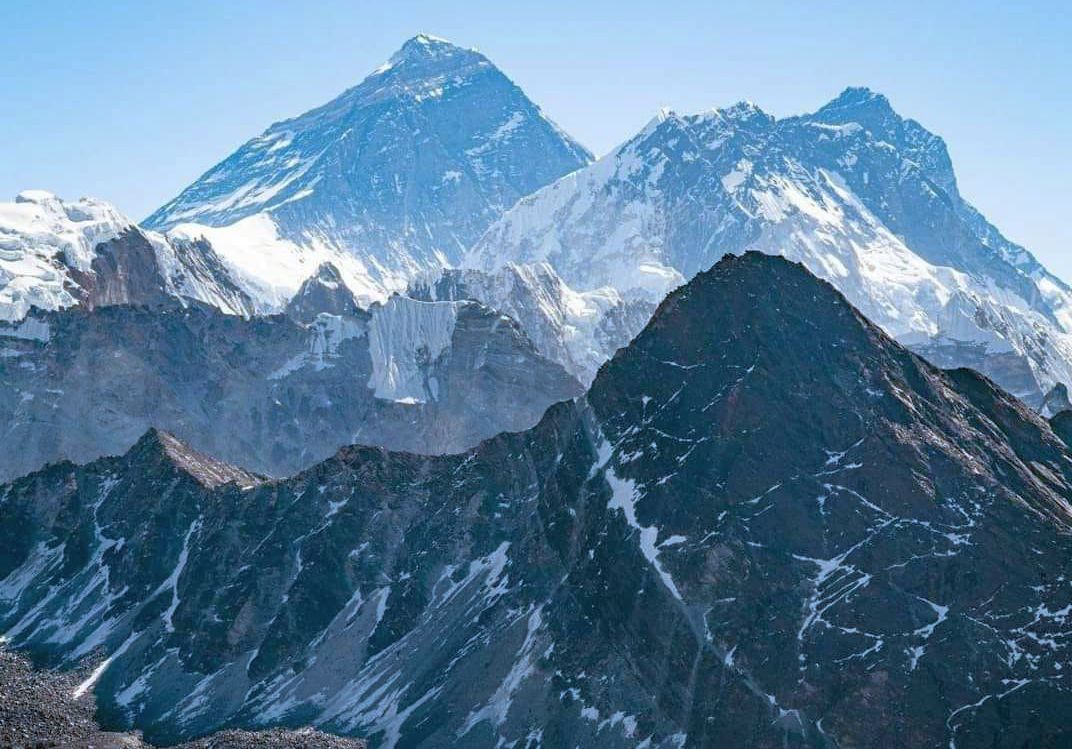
[4,37,1071,404]
[0,264,580,482]
[2,34,1072,748]
[3,254,1069,747]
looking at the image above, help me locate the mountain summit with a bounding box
[145,35,591,308]
[385,32,475,66]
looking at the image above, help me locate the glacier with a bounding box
[367,296,461,403]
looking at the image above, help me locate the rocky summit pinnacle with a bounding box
[387,33,473,65]
[815,85,893,113]
[145,34,592,307]
[2,252,1069,748]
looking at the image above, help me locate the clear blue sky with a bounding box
[2,0,1068,276]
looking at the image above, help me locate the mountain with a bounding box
[0,295,581,482]
[1041,382,1072,419]
[146,34,592,308]
[3,253,1070,748]
[0,190,253,321]
[286,262,364,324]
[467,88,1072,406]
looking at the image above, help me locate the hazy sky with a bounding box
[2,0,1068,276]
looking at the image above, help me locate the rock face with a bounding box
[286,263,365,324]
[409,262,654,384]
[2,254,1071,748]
[0,191,254,322]
[0,298,581,482]
[146,34,592,307]
[467,88,1072,406]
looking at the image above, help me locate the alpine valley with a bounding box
[1,31,1071,749]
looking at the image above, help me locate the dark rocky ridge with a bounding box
[1049,410,1072,451]
[77,229,182,312]
[63,227,256,320]
[2,253,1070,747]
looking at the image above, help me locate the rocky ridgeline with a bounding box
[0,289,580,483]
[2,254,1070,747]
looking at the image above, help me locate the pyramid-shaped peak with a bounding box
[408,33,459,49]
[663,251,863,329]
[144,31,591,276]
[286,262,365,323]
[386,33,479,67]
[132,428,263,489]
[593,251,893,391]
[311,261,345,285]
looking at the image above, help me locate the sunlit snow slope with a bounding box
[467,88,1072,404]
[0,190,252,321]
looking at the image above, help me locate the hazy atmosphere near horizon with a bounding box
[2,4,1072,748]
[1,0,1070,276]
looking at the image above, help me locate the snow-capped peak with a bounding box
[824,86,887,106]
[3,190,131,269]
[811,86,898,127]
[387,33,471,65]
[15,189,62,205]
[641,106,676,134]
[715,99,772,123]
[0,192,131,320]
[467,88,1072,406]
[0,191,253,321]
[146,36,592,311]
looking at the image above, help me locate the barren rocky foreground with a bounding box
[0,649,365,749]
